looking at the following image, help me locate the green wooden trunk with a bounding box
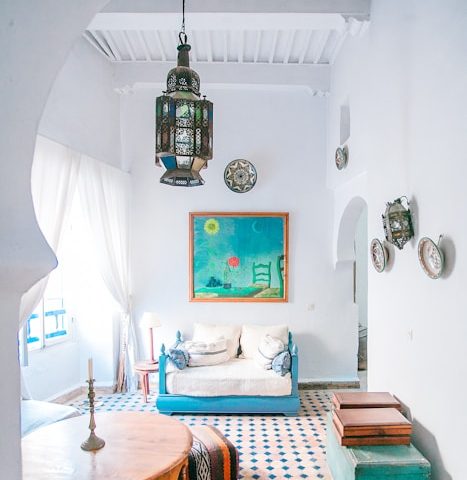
[326,415,431,479]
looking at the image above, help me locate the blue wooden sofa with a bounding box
[156,331,299,416]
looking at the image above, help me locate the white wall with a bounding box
[124,85,359,382]
[0,2,108,478]
[328,1,467,478]
[22,340,80,401]
[39,38,121,168]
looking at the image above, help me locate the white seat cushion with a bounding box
[166,358,291,397]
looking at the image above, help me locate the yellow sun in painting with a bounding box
[204,218,220,235]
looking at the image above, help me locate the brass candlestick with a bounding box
[81,378,105,451]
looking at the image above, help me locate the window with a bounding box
[24,256,72,351]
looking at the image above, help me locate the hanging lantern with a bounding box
[155,1,213,187]
[382,197,414,250]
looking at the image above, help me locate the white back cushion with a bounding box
[193,323,241,359]
[240,324,289,359]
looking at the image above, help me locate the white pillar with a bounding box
[0,2,109,478]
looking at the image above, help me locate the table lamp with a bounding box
[140,312,161,364]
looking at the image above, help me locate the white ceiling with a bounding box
[85,12,368,66]
[85,1,370,94]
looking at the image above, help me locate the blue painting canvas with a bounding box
[190,213,288,302]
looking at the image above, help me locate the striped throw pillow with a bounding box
[184,338,230,367]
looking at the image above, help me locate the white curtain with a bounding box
[19,136,80,399]
[20,136,81,328]
[78,155,137,392]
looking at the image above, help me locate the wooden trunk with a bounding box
[334,408,412,437]
[333,392,402,410]
[326,415,431,480]
[332,423,411,447]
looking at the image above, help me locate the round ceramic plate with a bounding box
[370,238,388,273]
[335,145,349,170]
[418,237,444,279]
[224,159,257,193]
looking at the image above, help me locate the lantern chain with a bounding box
[179,0,188,45]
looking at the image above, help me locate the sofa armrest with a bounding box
[288,332,299,396]
[159,344,168,394]
[159,330,184,394]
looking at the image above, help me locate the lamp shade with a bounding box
[140,312,161,329]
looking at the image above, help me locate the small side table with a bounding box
[134,361,159,403]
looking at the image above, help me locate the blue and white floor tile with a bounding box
[69,390,333,479]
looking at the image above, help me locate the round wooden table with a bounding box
[22,412,193,480]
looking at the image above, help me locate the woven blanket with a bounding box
[188,425,239,480]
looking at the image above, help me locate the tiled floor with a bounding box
[69,389,333,479]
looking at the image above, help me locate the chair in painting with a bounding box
[252,261,271,288]
[277,254,285,298]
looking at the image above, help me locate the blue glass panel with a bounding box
[161,155,177,169]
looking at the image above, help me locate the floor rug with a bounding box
[69,390,332,479]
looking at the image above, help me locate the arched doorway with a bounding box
[336,196,368,387]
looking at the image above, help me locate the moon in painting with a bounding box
[252,220,262,234]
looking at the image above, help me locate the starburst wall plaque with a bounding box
[224,159,257,193]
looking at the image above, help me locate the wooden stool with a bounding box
[134,361,159,403]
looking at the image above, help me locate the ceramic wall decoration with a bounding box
[370,238,388,273]
[418,236,444,279]
[224,159,257,193]
[335,145,349,170]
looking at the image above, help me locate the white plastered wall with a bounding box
[328,1,467,478]
[124,85,359,383]
[0,2,108,478]
[39,38,122,169]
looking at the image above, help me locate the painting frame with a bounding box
[189,212,288,302]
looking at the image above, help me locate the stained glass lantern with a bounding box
[155,41,213,187]
[382,197,414,250]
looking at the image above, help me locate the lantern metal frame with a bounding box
[155,0,213,187]
[382,196,414,250]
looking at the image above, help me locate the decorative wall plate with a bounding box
[335,145,349,170]
[370,238,388,273]
[224,159,257,193]
[418,236,444,279]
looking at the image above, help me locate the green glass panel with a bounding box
[176,101,194,119]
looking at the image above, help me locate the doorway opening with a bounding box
[353,208,368,373]
[336,196,368,388]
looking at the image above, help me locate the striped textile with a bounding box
[188,425,239,480]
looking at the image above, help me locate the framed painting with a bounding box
[190,212,288,302]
